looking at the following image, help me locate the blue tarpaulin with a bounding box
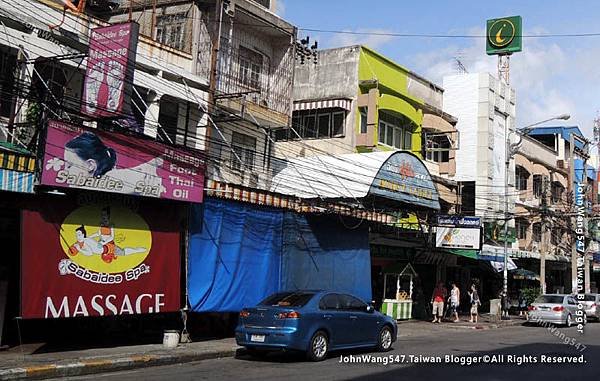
[280,214,372,302]
[188,199,283,312]
[188,199,372,312]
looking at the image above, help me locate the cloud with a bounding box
[409,26,599,135]
[323,28,396,50]
[274,0,285,16]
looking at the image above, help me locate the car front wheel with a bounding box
[377,326,393,352]
[307,330,329,361]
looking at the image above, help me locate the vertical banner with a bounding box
[21,195,182,319]
[81,23,139,119]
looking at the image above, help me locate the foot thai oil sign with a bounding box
[41,120,204,203]
[486,16,522,55]
[21,195,182,318]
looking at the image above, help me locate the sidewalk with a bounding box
[0,315,525,380]
[0,338,239,380]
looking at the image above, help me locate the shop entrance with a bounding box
[0,207,19,346]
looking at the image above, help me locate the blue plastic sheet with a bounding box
[280,214,372,303]
[188,199,283,312]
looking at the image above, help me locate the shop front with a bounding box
[11,119,205,344]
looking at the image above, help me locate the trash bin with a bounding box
[489,299,501,317]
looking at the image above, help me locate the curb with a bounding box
[0,348,238,380]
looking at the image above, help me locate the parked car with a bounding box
[235,290,397,361]
[527,294,587,327]
[582,294,599,321]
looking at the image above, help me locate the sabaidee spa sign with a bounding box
[21,195,182,319]
[41,120,205,203]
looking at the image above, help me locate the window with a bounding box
[158,97,179,144]
[239,46,263,90]
[275,109,346,141]
[0,51,17,118]
[319,294,341,310]
[338,294,367,311]
[532,223,542,243]
[155,13,187,51]
[516,219,528,240]
[359,108,367,134]
[425,135,451,163]
[551,228,561,246]
[515,166,529,191]
[533,175,543,198]
[378,112,413,150]
[260,292,315,307]
[551,182,564,203]
[231,132,256,171]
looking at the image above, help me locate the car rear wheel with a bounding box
[566,314,572,327]
[377,326,393,352]
[307,331,328,362]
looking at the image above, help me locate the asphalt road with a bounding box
[58,322,600,380]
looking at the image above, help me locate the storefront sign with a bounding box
[437,215,481,228]
[21,195,182,319]
[81,23,139,119]
[486,16,522,55]
[41,120,204,203]
[369,152,440,210]
[435,227,481,250]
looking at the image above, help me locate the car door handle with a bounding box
[323,314,333,319]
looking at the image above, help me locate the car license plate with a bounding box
[251,334,265,343]
[540,307,550,311]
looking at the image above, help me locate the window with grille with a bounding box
[231,132,256,172]
[515,166,529,191]
[239,46,263,90]
[155,13,187,51]
[551,182,564,203]
[516,219,528,240]
[533,175,543,198]
[532,223,542,243]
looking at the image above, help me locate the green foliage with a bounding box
[521,287,541,306]
[25,102,41,123]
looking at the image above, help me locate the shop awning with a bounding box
[271,151,440,210]
[446,249,478,259]
[293,98,352,112]
[0,169,35,193]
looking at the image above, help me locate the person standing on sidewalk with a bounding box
[468,284,481,323]
[430,281,447,323]
[517,290,527,317]
[448,282,460,322]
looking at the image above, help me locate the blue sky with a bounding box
[278,0,600,138]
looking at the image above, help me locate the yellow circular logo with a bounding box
[59,205,152,274]
[488,19,516,48]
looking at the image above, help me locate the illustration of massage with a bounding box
[68,206,146,264]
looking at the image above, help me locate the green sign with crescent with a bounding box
[486,16,522,55]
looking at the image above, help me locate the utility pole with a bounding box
[207,0,224,154]
[540,176,548,294]
[569,133,577,294]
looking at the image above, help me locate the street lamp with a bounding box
[502,113,571,298]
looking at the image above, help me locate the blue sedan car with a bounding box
[235,290,397,361]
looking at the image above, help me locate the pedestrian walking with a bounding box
[500,291,511,319]
[430,281,447,323]
[518,290,527,317]
[448,282,460,322]
[468,284,481,323]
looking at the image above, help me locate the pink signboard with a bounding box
[41,120,205,203]
[81,23,139,118]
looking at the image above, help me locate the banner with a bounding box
[81,23,139,119]
[21,195,182,319]
[41,120,204,203]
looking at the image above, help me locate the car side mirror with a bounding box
[366,305,374,313]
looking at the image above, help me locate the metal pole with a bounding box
[504,119,510,296]
[570,133,577,294]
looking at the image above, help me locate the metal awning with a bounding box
[293,98,352,112]
[0,169,35,194]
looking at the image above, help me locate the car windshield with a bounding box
[534,295,564,304]
[259,292,315,307]
[584,295,596,302]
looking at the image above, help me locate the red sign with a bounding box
[81,23,139,118]
[21,195,182,319]
[41,120,205,203]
